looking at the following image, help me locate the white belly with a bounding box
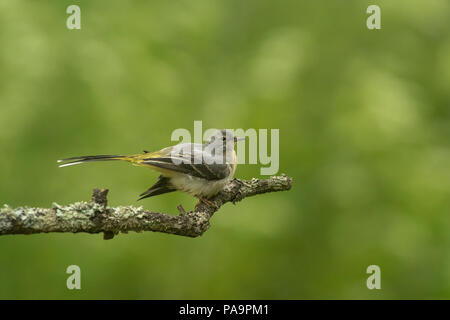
[167,150,237,198]
[170,174,232,198]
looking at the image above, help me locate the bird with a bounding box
[57,130,244,204]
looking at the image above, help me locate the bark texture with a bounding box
[0,175,292,239]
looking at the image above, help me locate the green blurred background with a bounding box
[0,0,449,299]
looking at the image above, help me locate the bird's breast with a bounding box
[169,174,230,198]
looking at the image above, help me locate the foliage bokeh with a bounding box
[0,0,449,299]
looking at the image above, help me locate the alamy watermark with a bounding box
[366,5,381,30]
[366,265,381,290]
[66,5,81,30]
[170,121,279,175]
[66,265,81,290]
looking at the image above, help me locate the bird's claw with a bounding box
[197,197,219,210]
[177,204,186,215]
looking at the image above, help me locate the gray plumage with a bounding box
[58,130,243,201]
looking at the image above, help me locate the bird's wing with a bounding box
[138,143,231,181]
[138,175,176,201]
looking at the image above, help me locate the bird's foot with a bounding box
[196,197,218,210]
[177,204,186,215]
[233,178,245,187]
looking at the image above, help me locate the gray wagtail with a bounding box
[58,130,244,203]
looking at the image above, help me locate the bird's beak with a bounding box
[234,137,245,142]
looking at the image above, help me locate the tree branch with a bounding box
[0,175,292,239]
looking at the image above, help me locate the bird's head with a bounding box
[206,129,245,152]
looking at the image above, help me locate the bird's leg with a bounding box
[196,196,218,210]
[233,178,247,189]
[177,204,186,215]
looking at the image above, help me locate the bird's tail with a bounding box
[57,154,137,167]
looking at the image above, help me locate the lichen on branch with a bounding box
[0,175,292,239]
